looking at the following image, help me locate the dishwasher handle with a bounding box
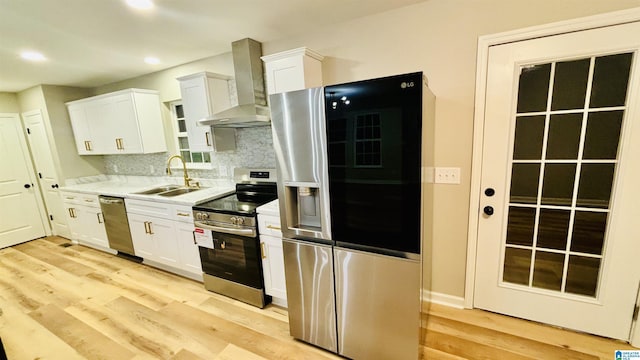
[99,197,124,205]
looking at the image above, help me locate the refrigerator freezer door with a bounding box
[270,87,332,241]
[335,247,421,359]
[282,239,337,352]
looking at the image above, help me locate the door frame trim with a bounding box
[466,5,640,327]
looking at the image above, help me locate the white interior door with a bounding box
[0,113,47,248]
[474,21,640,341]
[22,109,70,238]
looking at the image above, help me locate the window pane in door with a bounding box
[541,164,576,206]
[565,255,601,297]
[506,207,536,246]
[532,251,565,291]
[589,53,632,108]
[583,111,624,160]
[517,63,551,113]
[571,211,607,255]
[576,164,615,208]
[510,163,540,204]
[551,58,590,110]
[546,113,583,160]
[513,116,545,160]
[503,247,532,285]
[536,209,570,250]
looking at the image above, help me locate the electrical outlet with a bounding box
[434,167,461,184]
[149,165,154,174]
[113,164,118,173]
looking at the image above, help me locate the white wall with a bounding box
[0,92,20,113]
[260,0,640,298]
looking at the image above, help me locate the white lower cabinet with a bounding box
[257,206,287,307]
[127,213,179,268]
[61,192,111,251]
[261,233,287,301]
[176,221,202,275]
[125,199,202,281]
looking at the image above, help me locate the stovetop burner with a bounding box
[193,169,277,216]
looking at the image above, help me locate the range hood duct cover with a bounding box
[199,38,271,128]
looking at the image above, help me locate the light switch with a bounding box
[434,167,461,184]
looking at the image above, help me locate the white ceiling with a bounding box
[0,0,427,93]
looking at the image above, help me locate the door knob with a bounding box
[483,206,494,216]
[24,184,31,189]
[484,188,495,196]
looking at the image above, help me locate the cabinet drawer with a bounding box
[125,199,172,219]
[258,214,282,237]
[61,192,100,208]
[173,205,194,223]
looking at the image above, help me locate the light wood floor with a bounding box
[0,237,634,359]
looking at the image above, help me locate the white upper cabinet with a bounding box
[177,72,235,152]
[66,89,167,155]
[261,47,324,95]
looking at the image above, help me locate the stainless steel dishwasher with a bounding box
[99,196,135,255]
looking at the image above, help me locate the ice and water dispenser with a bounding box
[282,182,323,234]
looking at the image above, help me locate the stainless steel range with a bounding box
[192,168,277,308]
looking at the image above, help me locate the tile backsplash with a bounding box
[104,126,276,180]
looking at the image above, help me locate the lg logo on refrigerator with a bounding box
[401,81,415,89]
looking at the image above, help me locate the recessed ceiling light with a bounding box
[144,56,160,65]
[21,51,47,62]
[126,0,154,10]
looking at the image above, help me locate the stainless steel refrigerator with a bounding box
[270,72,433,359]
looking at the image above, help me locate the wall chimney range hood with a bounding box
[198,38,271,128]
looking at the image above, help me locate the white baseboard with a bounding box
[422,289,465,309]
[271,297,288,308]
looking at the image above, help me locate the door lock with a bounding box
[483,206,494,216]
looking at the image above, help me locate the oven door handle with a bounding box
[194,221,257,237]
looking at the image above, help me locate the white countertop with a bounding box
[256,199,280,217]
[60,178,235,206]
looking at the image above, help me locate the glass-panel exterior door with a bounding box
[473,20,640,341]
[504,53,632,297]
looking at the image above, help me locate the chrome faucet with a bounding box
[166,155,198,188]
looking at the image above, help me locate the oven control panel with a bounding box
[192,211,256,227]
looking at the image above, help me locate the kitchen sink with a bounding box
[134,185,181,195]
[157,187,204,197]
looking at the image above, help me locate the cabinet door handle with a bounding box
[84,141,92,151]
[84,199,94,203]
[266,224,281,231]
[205,132,212,147]
[115,138,124,150]
[260,242,266,259]
[147,221,154,235]
[177,212,190,217]
[143,221,149,234]
[69,208,77,218]
[97,213,103,224]
[68,208,73,217]
[192,231,197,245]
